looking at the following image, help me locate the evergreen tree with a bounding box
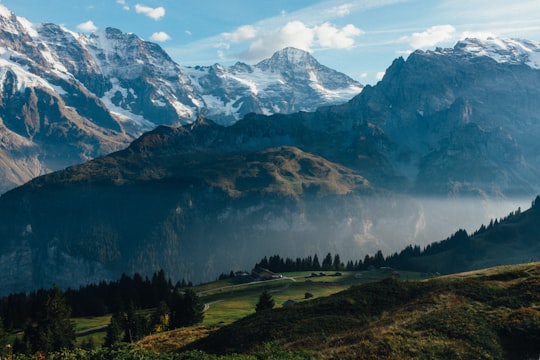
[312,254,321,270]
[169,289,204,329]
[255,289,275,312]
[23,286,75,353]
[151,301,170,333]
[333,254,343,271]
[104,312,124,347]
[322,253,333,271]
[0,317,8,357]
[121,302,149,343]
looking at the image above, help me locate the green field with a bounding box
[68,269,423,346]
[200,270,424,326]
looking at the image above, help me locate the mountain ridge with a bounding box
[0,4,363,193]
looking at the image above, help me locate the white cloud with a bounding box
[222,25,257,43]
[239,21,314,61]
[226,21,363,62]
[115,0,129,10]
[135,4,165,20]
[316,23,363,49]
[360,72,368,78]
[328,4,352,17]
[150,31,171,42]
[376,71,385,81]
[460,31,497,41]
[401,25,456,49]
[77,20,97,32]
[185,30,192,36]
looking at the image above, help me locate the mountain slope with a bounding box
[0,4,363,194]
[345,37,540,196]
[389,196,540,274]
[190,263,540,359]
[0,126,378,294]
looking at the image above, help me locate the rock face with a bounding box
[346,37,540,196]
[0,5,362,193]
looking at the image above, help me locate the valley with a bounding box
[0,2,540,358]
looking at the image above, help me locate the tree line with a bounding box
[0,270,204,356]
[0,270,192,331]
[252,230,475,275]
[253,250,387,273]
[253,198,540,276]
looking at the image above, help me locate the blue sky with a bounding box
[1,0,539,84]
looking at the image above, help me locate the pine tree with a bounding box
[312,254,321,270]
[0,317,9,358]
[104,312,124,347]
[169,289,204,329]
[255,289,275,312]
[23,285,75,353]
[121,302,149,343]
[322,253,333,271]
[333,254,343,271]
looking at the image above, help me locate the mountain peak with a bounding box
[274,47,314,61]
[0,4,13,19]
[256,47,319,70]
[447,37,540,69]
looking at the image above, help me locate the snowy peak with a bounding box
[447,37,540,69]
[85,27,178,78]
[256,47,318,70]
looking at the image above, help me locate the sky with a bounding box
[1,0,539,84]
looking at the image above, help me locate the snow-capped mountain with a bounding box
[183,47,362,123]
[450,37,540,69]
[0,4,362,193]
[347,36,540,196]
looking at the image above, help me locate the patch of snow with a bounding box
[16,15,39,38]
[454,37,540,70]
[39,46,69,74]
[49,84,67,95]
[100,78,155,131]
[170,98,195,119]
[0,4,13,20]
[0,58,62,93]
[152,98,166,107]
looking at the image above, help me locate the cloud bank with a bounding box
[401,25,456,48]
[222,21,363,62]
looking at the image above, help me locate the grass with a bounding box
[199,270,417,326]
[186,262,540,359]
[73,315,111,333]
[9,264,540,359]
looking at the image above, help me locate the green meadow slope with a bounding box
[185,263,540,360]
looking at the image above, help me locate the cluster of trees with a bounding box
[104,288,204,346]
[254,253,346,273]
[0,271,204,355]
[253,251,387,273]
[253,232,473,275]
[0,286,77,355]
[253,200,540,276]
[0,270,192,331]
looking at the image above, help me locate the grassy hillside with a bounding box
[185,262,540,360]
[7,264,539,359]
